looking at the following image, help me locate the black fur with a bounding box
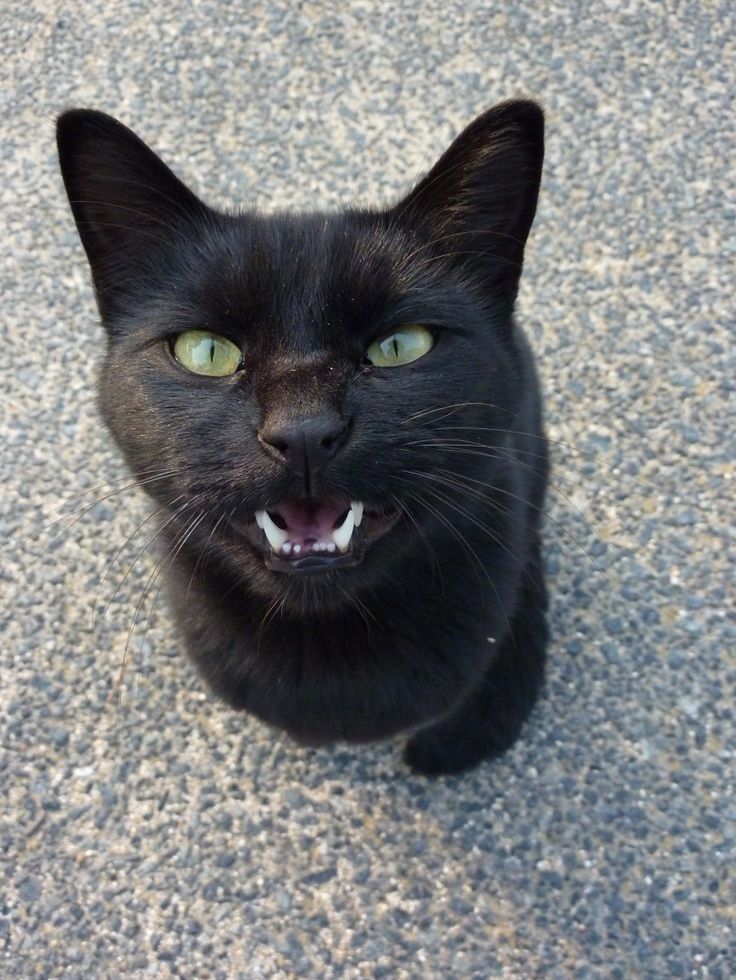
[57,101,548,775]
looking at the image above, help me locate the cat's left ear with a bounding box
[391,100,544,294]
[57,109,211,317]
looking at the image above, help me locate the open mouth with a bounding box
[237,498,400,574]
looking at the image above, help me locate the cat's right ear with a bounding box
[57,109,210,316]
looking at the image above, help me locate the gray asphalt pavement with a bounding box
[2,1,734,976]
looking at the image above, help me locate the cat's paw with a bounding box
[403,730,488,777]
[403,717,523,776]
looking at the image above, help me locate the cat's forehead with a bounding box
[208,212,418,332]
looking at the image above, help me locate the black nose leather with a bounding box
[258,415,349,477]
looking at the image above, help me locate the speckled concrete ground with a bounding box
[1,1,734,977]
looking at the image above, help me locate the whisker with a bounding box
[138,509,226,669]
[101,496,193,623]
[136,510,221,675]
[402,476,526,576]
[401,440,548,476]
[399,401,518,426]
[198,505,237,584]
[409,428,656,491]
[255,593,288,659]
[339,585,378,635]
[426,468,600,571]
[184,511,228,604]
[401,440,597,520]
[403,436,550,467]
[401,442,604,557]
[398,482,512,638]
[389,490,444,591]
[2,466,185,564]
[91,495,186,630]
[115,507,206,718]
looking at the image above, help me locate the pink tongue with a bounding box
[272,499,348,537]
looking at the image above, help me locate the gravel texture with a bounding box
[2,1,734,977]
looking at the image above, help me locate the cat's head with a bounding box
[57,101,543,614]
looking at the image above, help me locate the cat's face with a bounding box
[57,102,543,614]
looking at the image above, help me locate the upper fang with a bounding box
[332,508,355,552]
[259,510,288,551]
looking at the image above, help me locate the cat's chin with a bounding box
[231,497,402,575]
[264,549,365,575]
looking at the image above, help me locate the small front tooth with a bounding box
[332,508,355,552]
[351,501,364,527]
[255,510,265,529]
[261,510,288,551]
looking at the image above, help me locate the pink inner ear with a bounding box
[271,498,349,535]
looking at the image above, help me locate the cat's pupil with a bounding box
[392,338,399,358]
[209,340,215,363]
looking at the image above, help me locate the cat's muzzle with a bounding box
[234,497,401,574]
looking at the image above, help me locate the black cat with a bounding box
[57,100,548,775]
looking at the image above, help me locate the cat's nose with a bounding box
[258,414,349,478]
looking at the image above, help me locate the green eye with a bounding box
[365,325,434,367]
[173,330,242,377]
